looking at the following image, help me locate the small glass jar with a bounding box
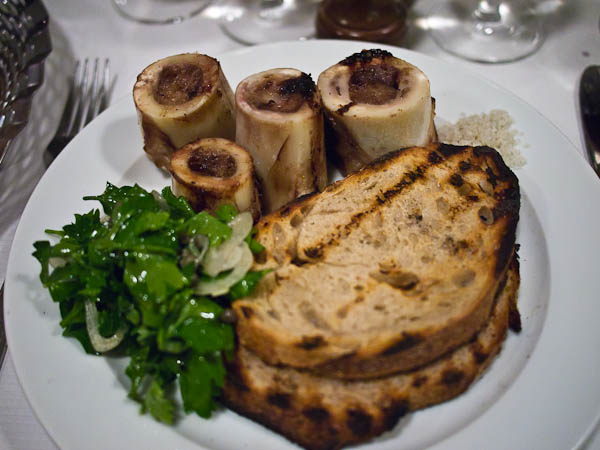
[316,0,409,45]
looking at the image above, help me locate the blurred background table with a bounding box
[1,0,599,448]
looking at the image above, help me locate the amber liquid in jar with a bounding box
[316,0,408,45]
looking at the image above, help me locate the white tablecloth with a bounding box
[1,0,599,448]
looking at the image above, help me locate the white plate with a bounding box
[5,40,600,450]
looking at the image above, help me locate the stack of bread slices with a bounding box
[222,143,521,450]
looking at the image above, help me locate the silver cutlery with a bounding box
[579,65,600,178]
[45,57,111,162]
[0,0,51,168]
[0,58,111,369]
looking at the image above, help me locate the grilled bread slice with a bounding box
[222,259,520,450]
[233,143,520,379]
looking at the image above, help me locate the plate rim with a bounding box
[5,39,600,450]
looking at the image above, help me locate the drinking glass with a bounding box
[112,0,213,24]
[217,0,321,45]
[428,0,544,63]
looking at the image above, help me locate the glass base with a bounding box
[428,1,544,63]
[218,0,319,45]
[112,0,212,24]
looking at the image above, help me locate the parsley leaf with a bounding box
[33,183,268,424]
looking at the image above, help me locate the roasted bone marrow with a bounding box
[170,137,261,221]
[235,69,327,213]
[134,53,236,171]
[317,49,438,174]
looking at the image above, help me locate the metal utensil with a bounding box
[0,0,51,168]
[580,65,600,178]
[0,283,6,370]
[45,58,110,162]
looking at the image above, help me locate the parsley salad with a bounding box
[33,183,268,424]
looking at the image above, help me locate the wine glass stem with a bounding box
[474,0,501,22]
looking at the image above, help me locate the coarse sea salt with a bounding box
[437,109,526,169]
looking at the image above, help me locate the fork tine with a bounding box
[45,57,111,164]
[102,58,110,111]
[64,59,83,137]
[76,57,97,133]
[91,58,109,119]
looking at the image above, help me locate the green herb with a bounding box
[33,183,267,424]
[229,270,271,300]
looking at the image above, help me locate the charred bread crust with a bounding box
[313,145,519,378]
[234,143,521,379]
[222,259,520,450]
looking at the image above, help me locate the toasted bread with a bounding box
[232,144,520,379]
[222,258,520,450]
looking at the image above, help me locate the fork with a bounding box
[0,59,112,369]
[45,57,110,162]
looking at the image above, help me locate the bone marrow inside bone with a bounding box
[155,63,207,106]
[348,64,401,105]
[236,68,327,213]
[317,49,438,175]
[187,148,237,178]
[170,138,261,220]
[134,54,236,172]
[247,73,316,113]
